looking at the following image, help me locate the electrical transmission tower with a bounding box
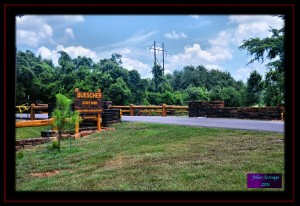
[149,41,167,75]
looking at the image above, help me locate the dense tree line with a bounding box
[16,16,284,107]
[15,49,282,107]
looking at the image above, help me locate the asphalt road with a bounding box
[16,114,284,133]
[121,116,284,133]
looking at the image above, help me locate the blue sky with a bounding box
[16,15,283,82]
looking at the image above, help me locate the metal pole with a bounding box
[154,41,156,66]
[162,43,164,75]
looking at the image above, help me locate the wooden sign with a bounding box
[76,108,103,114]
[81,115,97,120]
[74,91,102,99]
[74,88,103,134]
[74,99,103,107]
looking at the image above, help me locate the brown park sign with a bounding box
[74,88,103,114]
[74,88,103,134]
[74,91,102,99]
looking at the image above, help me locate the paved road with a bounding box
[121,116,284,133]
[16,114,284,133]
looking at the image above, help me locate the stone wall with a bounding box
[189,101,284,120]
[189,101,224,117]
[102,109,121,127]
[16,138,50,151]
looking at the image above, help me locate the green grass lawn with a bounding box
[15,122,284,191]
[16,125,52,140]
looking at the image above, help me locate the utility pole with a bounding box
[162,43,165,74]
[150,41,167,75]
[154,41,157,66]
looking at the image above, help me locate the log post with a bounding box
[97,113,102,132]
[130,104,134,116]
[75,121,79,137]
[120,109,123,118]
[162,103,167,117]
[30,104,35,120]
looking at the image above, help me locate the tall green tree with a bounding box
[184,86,210,102]
[152,64,163,86]
[210,86,243,107]
[106,78,131,105]
[239,16,284,106]
[245,70,263,106]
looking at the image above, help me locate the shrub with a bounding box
[16,151,24,159]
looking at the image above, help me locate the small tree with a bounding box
[52,93,81,150]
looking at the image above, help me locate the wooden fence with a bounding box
[109,104,188,117]
[16,118,54,128]
[15,103,49,120]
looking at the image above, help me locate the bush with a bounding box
[48,140,60,150]
[16,151,24,159]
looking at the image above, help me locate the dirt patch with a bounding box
[31,170,59,177]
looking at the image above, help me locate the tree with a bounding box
[245,70,263,106]
[239,16,284,106]
[184,86,210,102]
[152,64,163,85]
[210,86,243,107]
[111,53,122,65]
[52,94,81,150]
[106,78,131,105]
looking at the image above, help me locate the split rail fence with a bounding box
[109,104,188,117]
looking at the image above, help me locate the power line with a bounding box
[149,41,167,75]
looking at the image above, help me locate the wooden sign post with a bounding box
[74,88,103,135]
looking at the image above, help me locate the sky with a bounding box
[16,15,284,83]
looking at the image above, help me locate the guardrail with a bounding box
[109,104,188,117]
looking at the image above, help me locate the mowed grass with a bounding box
[15,122,284,191]
[16,125,51,140]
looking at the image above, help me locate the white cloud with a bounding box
[232,67,253,82]
[190,15,199,20]
[183,43,231,62]
[204,64,224,71]
[16,15,84,47]
[228,15,284,45]
[17,30,39,47]
[65,28,75,39]
[209,31,231,48]
[164,27,234,74]
[62,15,84,23]
[17,24,54,47]
[37,45,99,66]
[165,31,187,40]
[122,57,152,78]
[56,45,98,60]
[37,46,60,66]
[119,47,131,55]
[233,63,268,83]
[98,30,157,50]
[165,43,232,75]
